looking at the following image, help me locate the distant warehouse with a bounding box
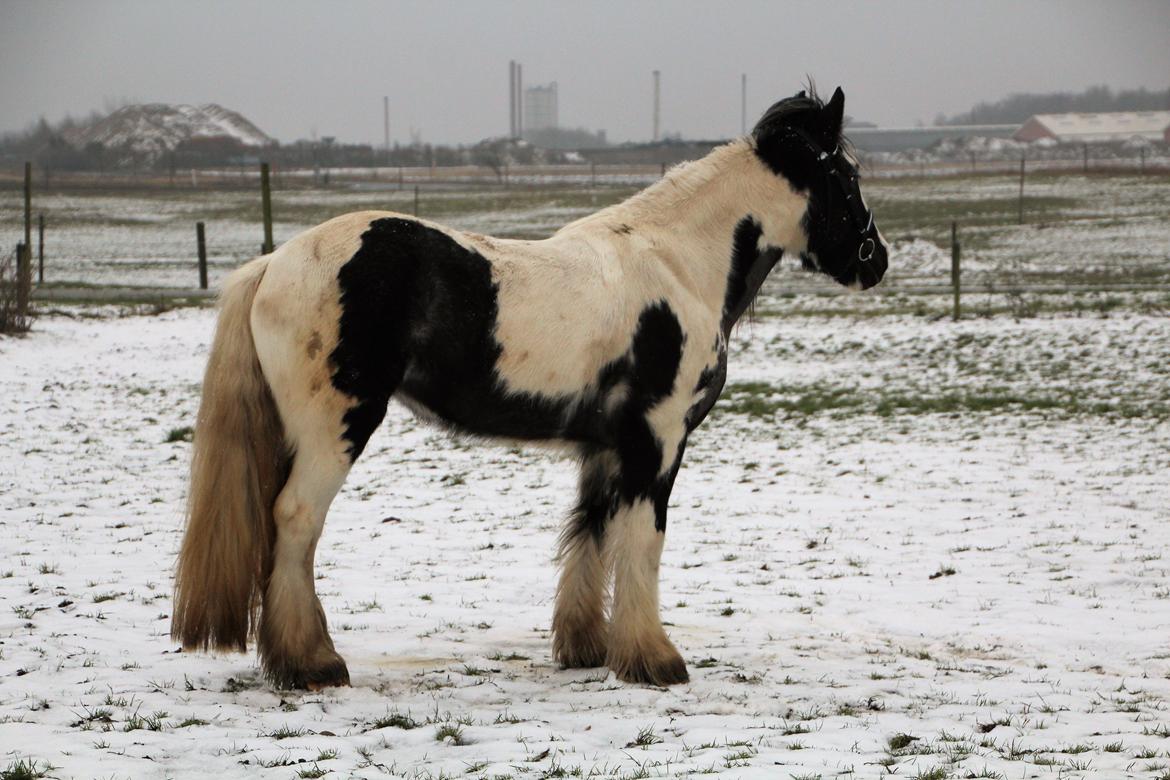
[1014,111,1170,144]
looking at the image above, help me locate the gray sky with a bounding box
[2,0,1168,145]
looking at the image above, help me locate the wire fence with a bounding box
[4,154,1169,301]
[3,144,1168,190]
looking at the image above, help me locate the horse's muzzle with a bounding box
[855,238,888,290]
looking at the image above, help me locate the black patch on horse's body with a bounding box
[686,354,726,432]
[331,218,687,482]
[610,223,634,235]
[721,216,783,336]
[332,218,574,456]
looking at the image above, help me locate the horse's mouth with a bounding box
[855,242,888,290]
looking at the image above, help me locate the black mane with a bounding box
[751,87,826,141]
[750,85,853,189]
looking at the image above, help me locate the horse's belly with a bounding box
[396,376,606,446]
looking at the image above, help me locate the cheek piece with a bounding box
[817,147,876,263]
[786,128,877,264]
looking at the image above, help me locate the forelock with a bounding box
[751,87,825,140]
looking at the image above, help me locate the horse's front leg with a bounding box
[606,430,688,686]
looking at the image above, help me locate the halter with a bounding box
[785,129,877,263]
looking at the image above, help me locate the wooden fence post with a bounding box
[413,186,420,216]
[951,221,961,322]
[15,242,30,319]
[591,162,597,186]
[38,214,44,284]
[1083,144,1088,173]
[196,222,208,290]
[1017,156,1026,225]
[24,163,32,263]
[260,162,274,254]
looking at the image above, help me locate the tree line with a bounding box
[940,85,1170,126]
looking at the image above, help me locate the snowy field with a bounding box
[2,171,1168,292]
[3,299,1170,779]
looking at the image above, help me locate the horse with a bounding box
[171,86,888,690]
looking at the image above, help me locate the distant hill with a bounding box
[942,85,1170,126]
[62,103,273,160]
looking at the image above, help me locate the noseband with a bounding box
[785,130,877,262]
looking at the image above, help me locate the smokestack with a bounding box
[741,74,747,136]
[652,70,661,142]
[516,63,523,138]
[509,61,516,138]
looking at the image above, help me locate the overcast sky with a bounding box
[2,0,1168,146]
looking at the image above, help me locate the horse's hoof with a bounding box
[306,676,350,692]
[553,629,608,669]
[608,647,690,686]
[556,647,608,669]
[265,655,351,690]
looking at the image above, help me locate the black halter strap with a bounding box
[783,129,876,261]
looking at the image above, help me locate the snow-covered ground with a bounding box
[3,304,1169,779]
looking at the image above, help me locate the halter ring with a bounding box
[858,237,876,263]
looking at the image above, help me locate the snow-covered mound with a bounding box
[888,237,952,274]
[63,103,273,159]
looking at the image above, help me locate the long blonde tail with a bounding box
[172,257,289,652]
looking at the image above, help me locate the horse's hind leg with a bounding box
[258,424,354,689]
[251,264,381,689]
[552,448,618,668]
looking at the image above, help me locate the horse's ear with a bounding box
[822,87,845,143]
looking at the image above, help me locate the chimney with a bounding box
[652,70,661,142]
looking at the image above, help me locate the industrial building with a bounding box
[524,83,559,135]
[846,124,1016,152]
[1014,111,1170,143]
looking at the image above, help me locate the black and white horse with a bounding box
[172,87,887,689]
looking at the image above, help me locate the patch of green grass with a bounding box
[221,675,260,693]
[718,380,1169,420]
[165,426,193,443]
[434,723,465,745]
[625,725,663,748]
[370,710,419,731]
[909,768,949,780]
[487,651,530,662]
[0,759,55,780]
[123,710,167,732]
[266,724,309,740]
[177,717,208,728]
[888,733,919,751]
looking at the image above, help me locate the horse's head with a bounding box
[751,86,887,290]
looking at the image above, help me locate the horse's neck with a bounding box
[559,141,787,328]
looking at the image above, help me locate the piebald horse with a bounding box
[172,87,887,689]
